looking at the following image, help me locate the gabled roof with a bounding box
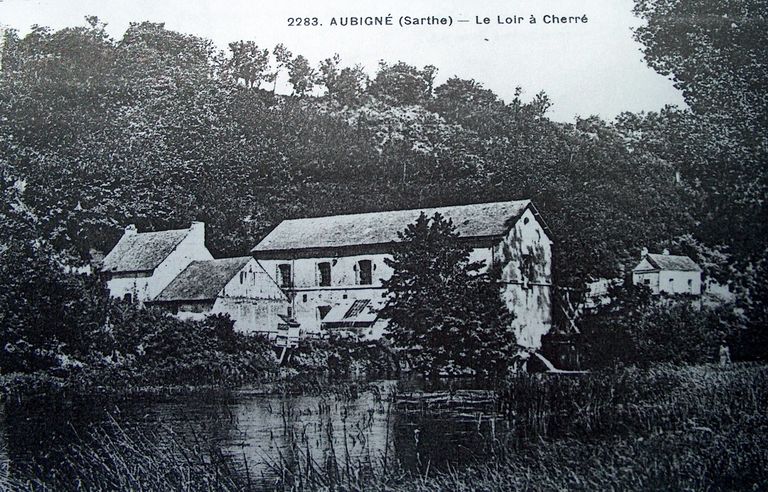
[102,228,189,273]
[635,254,701,272]
[252,200,546,254]
[154,257,251,302]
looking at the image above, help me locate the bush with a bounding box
[0,241,113,373]
[580,284,723,368]
[290,337,399,378]
[0,239,277,389]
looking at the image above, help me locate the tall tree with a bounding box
[368,61,437,106]
[632,0,768,264]
[223,40,271,89]
[380,212,514,376]
[318,54,367,106]
[287,54,316,96]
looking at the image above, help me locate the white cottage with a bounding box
[149,257,290,334]
[101,222,213,303]
[632,252,702,295]
[252,200,554,349]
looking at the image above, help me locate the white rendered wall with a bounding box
[211,259,290,334]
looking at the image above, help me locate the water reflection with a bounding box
[0,379,511,488]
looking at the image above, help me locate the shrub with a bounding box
[580,284,722,368]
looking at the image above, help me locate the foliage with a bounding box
[290,337,399,378]
[628,0,767,306]
[318,53,368,106]
[0,241,109,373]
[0,229,275,385]
[380,212,514,376]
[1,15,764,366]
[580,284,724,368]
[368,61,437,106]
[222,40,271,88]
[0,18,702,289]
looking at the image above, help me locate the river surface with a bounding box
[0,378,513,489]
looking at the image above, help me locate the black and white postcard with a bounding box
[1,1,766,490]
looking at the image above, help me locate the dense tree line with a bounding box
[1,1,766,370]
[0,18,697,286]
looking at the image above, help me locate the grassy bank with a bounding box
[393,363,768,491]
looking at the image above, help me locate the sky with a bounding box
[0,0,686,122]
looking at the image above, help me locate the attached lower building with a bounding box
[148,256,290,334]
[251,200,554,349]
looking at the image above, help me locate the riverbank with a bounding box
[2,363,765,491]
[0,337,398,402]
[385,362,768,491]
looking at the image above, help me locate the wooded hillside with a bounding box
[0,6,764,300]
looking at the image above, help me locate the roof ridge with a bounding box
[277,199,531,223]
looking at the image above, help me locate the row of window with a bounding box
[276,259,374,288]
[641,277,695,292]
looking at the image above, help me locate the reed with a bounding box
[2,364,765,491]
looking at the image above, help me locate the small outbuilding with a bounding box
[149,256,290,335]
[632,251,702,295]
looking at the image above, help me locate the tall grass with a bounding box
[2,416,249,491]
[397,363,768,491]
[2,364,766,491]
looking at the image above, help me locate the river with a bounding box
[0,378,512,489]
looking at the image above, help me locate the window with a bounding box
[345,299,370,319]
[302,294,308,302]
[277,263,292,287]
[123,293,132,303]
[318,262,331,286]
[357,259,372,285]
[643,278,651,285]
[239,271,244,284]
[688,279,693,292]
[519,254,534,289]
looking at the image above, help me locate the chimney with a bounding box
[125,224,137,235]
[640,247,649,258]
[662,248,670,255]
[188,221,205,243]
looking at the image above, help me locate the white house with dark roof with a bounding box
[101,222,213,303]
[148,256,290,334]
[632,251,702,295]
[252,200,554,348]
